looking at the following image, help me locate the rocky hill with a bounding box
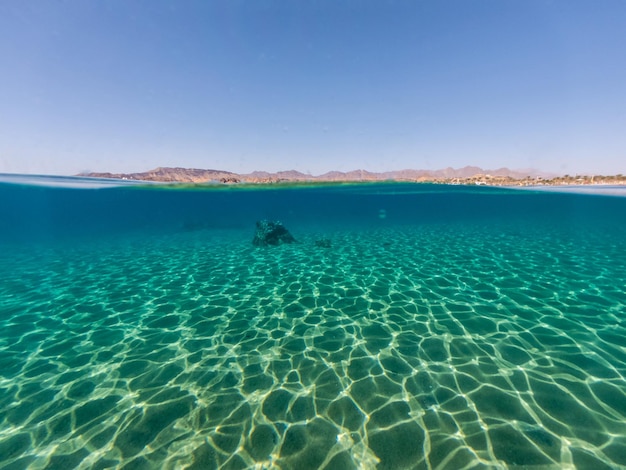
[84,167,239,183]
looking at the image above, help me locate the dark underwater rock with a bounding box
[253,220,296,246]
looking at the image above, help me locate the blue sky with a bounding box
[1,1,625,176]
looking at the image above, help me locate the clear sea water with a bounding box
[1,175,626,469]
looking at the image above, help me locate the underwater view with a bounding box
[1,177,626,470]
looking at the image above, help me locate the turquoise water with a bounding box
[1,177,626,469]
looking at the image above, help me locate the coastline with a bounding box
[80,167,626,188]
[3,169,626,195]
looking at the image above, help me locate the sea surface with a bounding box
[1,175,626,469]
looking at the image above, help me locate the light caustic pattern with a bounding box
[1,224,626,469]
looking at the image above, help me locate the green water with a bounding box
[1,179,625,469]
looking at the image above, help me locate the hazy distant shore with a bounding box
[81,166,626,187]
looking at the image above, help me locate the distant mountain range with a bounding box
[83,166,554,183]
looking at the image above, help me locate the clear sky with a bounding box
[1,1,625,176]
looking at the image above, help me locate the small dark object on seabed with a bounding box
[314,238,332,248]
[253,220,296,246]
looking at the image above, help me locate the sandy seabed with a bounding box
[1,222,626,469]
